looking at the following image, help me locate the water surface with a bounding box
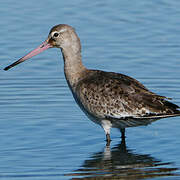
[1,0,180,179]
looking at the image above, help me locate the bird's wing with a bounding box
[75,70,180,122]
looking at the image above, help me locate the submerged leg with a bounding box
[106,133,111,146]
[120,128,126,139]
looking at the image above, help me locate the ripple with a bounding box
[1,0,180,179]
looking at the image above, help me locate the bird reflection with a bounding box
[66,138,179,179]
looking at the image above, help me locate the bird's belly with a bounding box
[71,89,103,125]
[71,88,157,129]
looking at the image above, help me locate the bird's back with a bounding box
[74,70,180,128]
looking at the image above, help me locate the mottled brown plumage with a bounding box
[4,24,180,144]
[75,70,180,128]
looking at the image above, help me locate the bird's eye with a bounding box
[53,32,59,37]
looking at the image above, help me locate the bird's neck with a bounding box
[61,47,87,88]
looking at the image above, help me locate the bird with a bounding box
[4,24,180,145]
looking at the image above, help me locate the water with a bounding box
[0,0,180,179]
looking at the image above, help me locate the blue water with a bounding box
[1,0,180,179]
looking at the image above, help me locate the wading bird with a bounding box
[4,24,180,145]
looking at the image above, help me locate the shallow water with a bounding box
[1,0,180,179]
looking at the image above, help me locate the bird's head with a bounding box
[4,24,81,71]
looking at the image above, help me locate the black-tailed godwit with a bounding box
[4,24,180,145]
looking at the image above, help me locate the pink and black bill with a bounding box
[4,40,52,71]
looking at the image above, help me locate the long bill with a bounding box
[4,40,52,71]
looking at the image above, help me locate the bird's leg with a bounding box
[101,120,112,146]
[120,128,126,139]
[106,133,111,146]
